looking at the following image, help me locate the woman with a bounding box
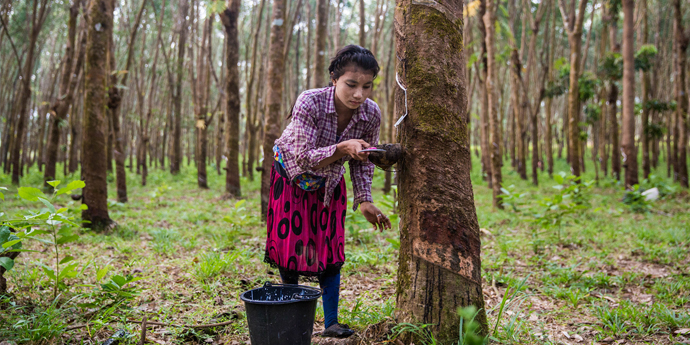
[264,45,391,338]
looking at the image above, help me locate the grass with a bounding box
[0,152,689,344]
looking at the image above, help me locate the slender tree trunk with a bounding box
[560,0,589,178]
[640,0,651,179]
[222,0,242,197]
[358,0,365,47]
[673,0,688,187]
[171,0,189,174]
[45,0,84,184]
[261,0,287,218]
[68,86,82,174]
[523,0,548,185]
[509,50,526,179]
[546,4,556,176]
[621,0,638,188]
[477,2,491,185]
[486,0,503,207]
[83,0,113,230]
[10,0,48,185]
[609,16,621,181]
[610,83,620,180]
[312,0,329,88]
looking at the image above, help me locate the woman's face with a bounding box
[332,65,375,110]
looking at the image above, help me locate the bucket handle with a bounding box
[263,281,322,298]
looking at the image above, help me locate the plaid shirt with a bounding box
[275,86,381,211]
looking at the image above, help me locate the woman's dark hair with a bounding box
[328,45,380,85]
[288,45,380,119]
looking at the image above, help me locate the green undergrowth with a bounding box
[1,151,688,344]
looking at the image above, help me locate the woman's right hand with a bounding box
[337,139,370,161]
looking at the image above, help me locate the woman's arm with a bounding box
[312,139,371,170]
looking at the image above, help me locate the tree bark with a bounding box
[509,49,526,180]
[312,0,329,88]
[261,0,287,218]
[222,0,242,197]
[359,0,365,47]
[546,3,557,176]
[477,2,491,185]
[171,0,189,174]
[523,0,548,186]
[83,0,113,230]
[640,0,651,179]
[10,0,49,185]
[45,0,84,184]
[621,0,638,188]
[394,0,488,341]
[485,0,503,208]
[559,0,589,178]
[673,0,688,187]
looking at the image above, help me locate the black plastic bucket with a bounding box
[240,282,322,345]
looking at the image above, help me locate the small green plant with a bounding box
[222,199,259,227]
[529,172,593,247]
[1,180,86,299]
[498,184,527,212]
[622,184,651,213]
[642,174,677,199]
[457,305,489,345]
[192,250,239,283]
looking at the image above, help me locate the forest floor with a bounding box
[1,154,689,345]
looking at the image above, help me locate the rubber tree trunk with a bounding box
[312,0,328,88]
[45,1,84,184]
[171,0,189,175]
[640,0,651,179]
[10,0,48,185]
[673,0,688,187]
[261,0,286,219]
[394,0,488,341]
[485,0,503,209]
[510,50,526,180]
[564,0,589,178]
[82,0,113,230]
[222,0,242,197]
[478,0,491,185]
[358,0,365,47]
[621,0,638,188]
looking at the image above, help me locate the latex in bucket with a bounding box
[241,281,322,345]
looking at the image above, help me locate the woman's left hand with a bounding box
[360,202,391,231]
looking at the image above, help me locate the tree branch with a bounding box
[0,12,22,73]
[558,0,572,33]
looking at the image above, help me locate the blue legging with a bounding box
[279,268,341,329]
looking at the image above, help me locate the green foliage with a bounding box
[498,184,527,212]
[599,53,623,80]
[530,173,594,247]
[388,305,488,345]
[584,104,601,125]
[644,99,676,112]
[599,46,659,82]
[642,174,678,199]
[1,180,86,299]
[222,199,260,227]
[191,250,240,283]
[634,45,658,72]
[546,59,600,101]
[578,72,599,102]
[622,185,651,213]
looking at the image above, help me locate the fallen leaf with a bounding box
[675,328,690,335]
[562,330,571,339]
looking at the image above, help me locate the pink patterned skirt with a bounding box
[264,167,347,276]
